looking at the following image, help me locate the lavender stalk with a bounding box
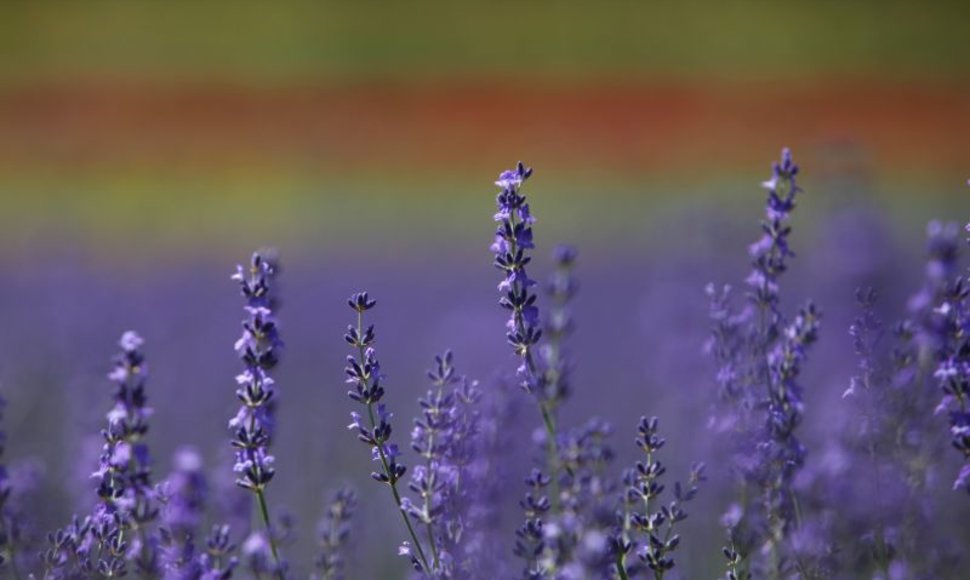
[229,252,285,578]
[314,487,357,580]
[344,292,431,574]
[92,331,161,577]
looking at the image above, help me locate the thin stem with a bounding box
[357,312,432,575]
[615,553,630,580]
[423,392,442,572]
[507,205,564,495]
[255,488,284,580]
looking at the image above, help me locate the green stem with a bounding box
[506,201,565,504]
[615,553,630,580]
[255,489,285,580]
[356,312,432,575]
[423,399,441,571]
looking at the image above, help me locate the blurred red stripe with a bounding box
[0,80,967,176]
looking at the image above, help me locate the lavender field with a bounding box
[0,151,968,578]
[3,2,970,579]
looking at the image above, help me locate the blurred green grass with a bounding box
[1,0,968,83]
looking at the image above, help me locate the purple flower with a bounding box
[406,351,485,577]
[230,253,282,494]
[314,487,357,580]
[163,447,207,535]
[614,417,704,579]
[229,251,286,576]
[198,524,239,579]
[91,331,162,575]
[491,162,543,396]
[707,148,819,577]
[343,292,431,573]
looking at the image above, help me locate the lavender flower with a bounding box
[344,292,431,574]
[314,487,357,580]
[513,468,551,578]
[615,417,704,580]
[761,301,819,559]
[229,251,285,576]
[707,148,818,578]
[162,447,207,540]
[159,446,209,577]
[92,331,162,576]
[748,148,801,327]
[491,163,574,577]
[541,245,578,411]
[932,235,970,493]
[43,515,95,577]
[198,524,239,579]
[540,417,616,579]
[491,162,545,405]
[404,351,485,577]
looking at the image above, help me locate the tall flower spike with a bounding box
[932,219,970,493]
[92,331,161,576]
[708,148,815,578]
[490,163,568,577]
[229,251,285,577]
[343,293,431,574]
[159,446,209,576]
[405,351,484,577]
[491,162,542,396]
[542,245,578,413]
[748,147,801,330]
[314,487,357,580]
[762,302,820,545]
[614,417,704,580]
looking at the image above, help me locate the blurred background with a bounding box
[1,1,969,577]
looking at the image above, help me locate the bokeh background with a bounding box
[1,1,969,577]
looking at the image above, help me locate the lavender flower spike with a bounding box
[93,330,161,576]
[344,292,431,574]
[159,446,209,577]
[490,162,566,478]
[615,417,704,580]
[748,147,801,326]
[491,162,542,399]
[932,220,970,493]
[314,487,357,580]
[229,251,285,577]
[405,351,484,577]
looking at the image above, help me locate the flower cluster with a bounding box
[230,250,287,577]
[95,331,161,575]
[44,332,162,577]
[404,351,484,577]
[747,147,801,328]
[344,292,431,574]
[615,417,704,579]
[314,487,357,580]
[158,446,209,576]
[707,148,820,578]
[491,162,541,395]
[540,244,578,411]
[13,150,970,580]
[230,252,283,494]
[761,301,819,542]
[932,226,970,492]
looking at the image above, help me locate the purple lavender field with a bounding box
[3,3,970,579]
[2,151,969,579]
